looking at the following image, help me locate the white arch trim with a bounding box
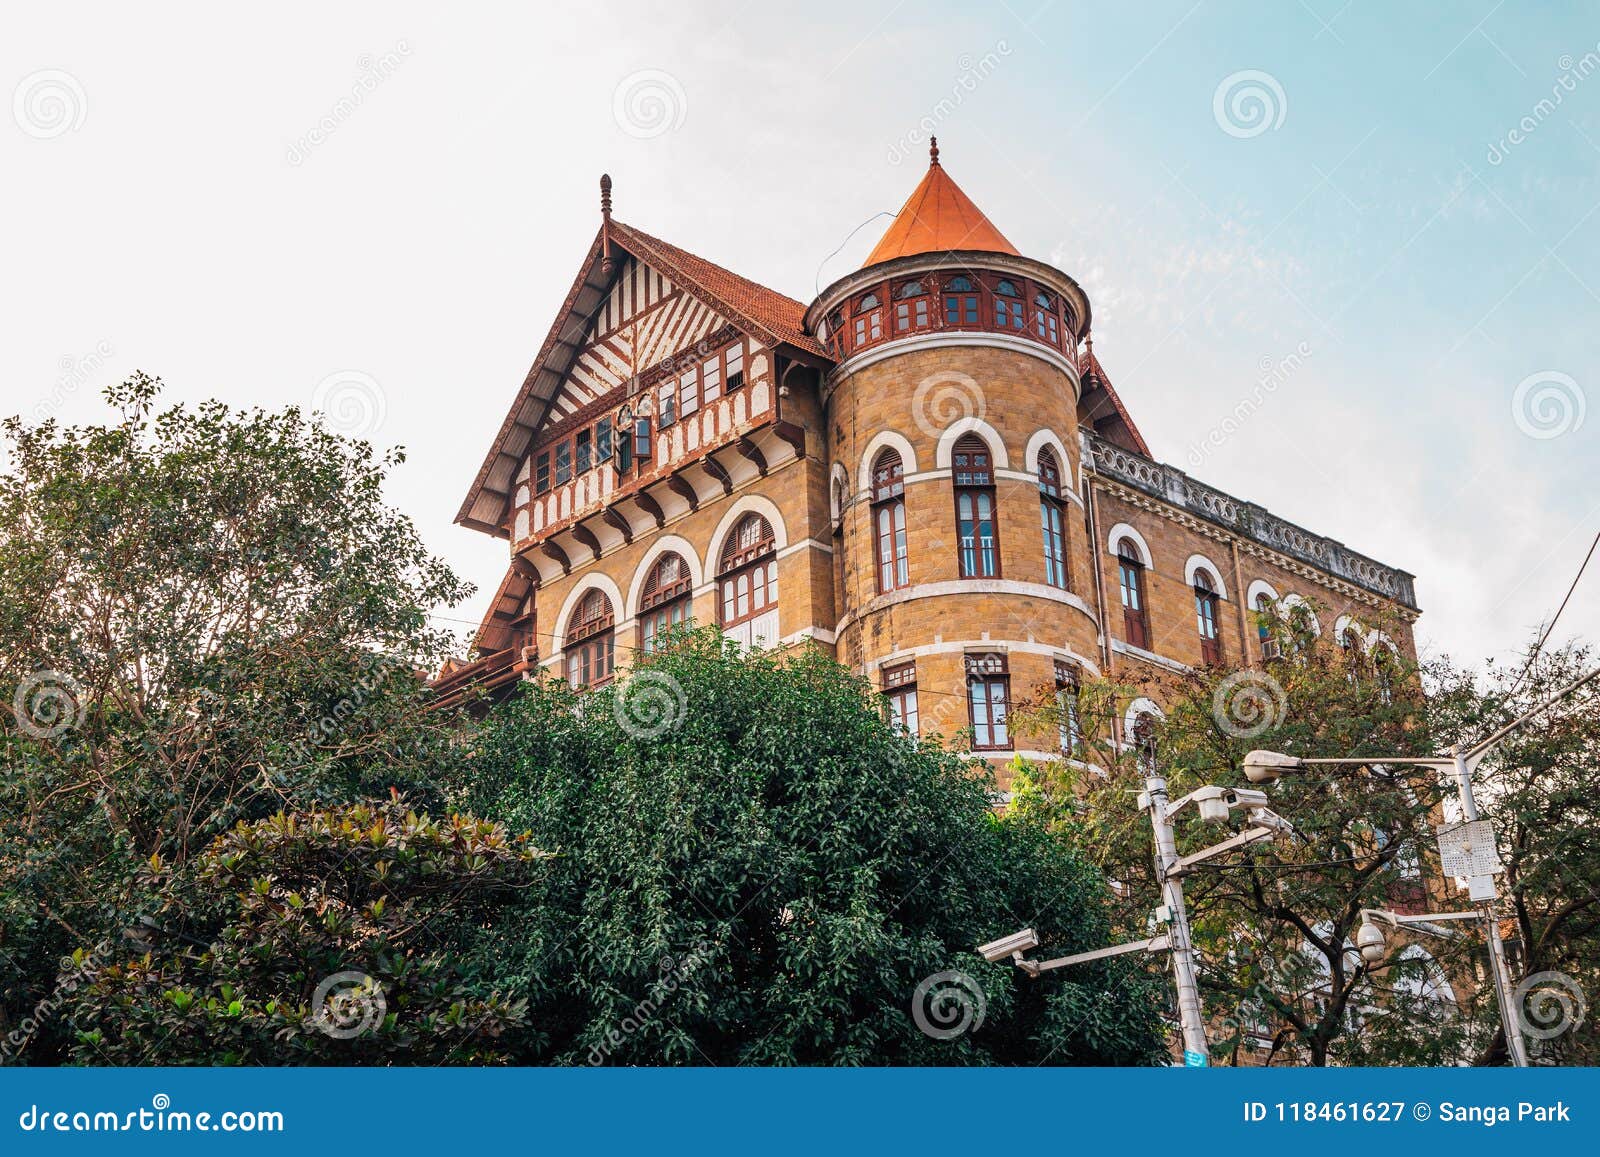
[829,461,850,523]
[1333,614,1366,648]
[934,416,1011,469]
[1246,579,1281,608]
[1124,696,1165,737]
[705,493,790,575]
[1280,592,1322,636]
[548,571,627,655]
[1184,553,1228,599]
[1106,523,1153,568]
[624,535,706,614]
[1024,428,1075,488]
[857,430,918,495]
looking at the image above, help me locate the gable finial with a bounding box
[929,137,939,167]
[600,173,615,276]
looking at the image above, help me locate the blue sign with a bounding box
[1185,1049,1209,1067]
[1,1067,1590,1154]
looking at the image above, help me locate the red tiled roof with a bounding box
[864,143,1019,267]
[611,221,823,356]
[1080,347,1152,457]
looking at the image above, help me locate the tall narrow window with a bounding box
[893,280,931,333]
[965,653,1011,751]
[1131,712,1158,774]
[1340,628,1363,686]
[994,279,1026,330]
[725,343,745,390]
[1374,645,1396,705]
[1194,570,1221,666]
[1255,593,1273,642]
[575,428,592,474]
[564,590,615,689]
[883,661,919,737]
[596,417,614,464]
[678,367,699,418]
[555,440,572,485]
[702,355,722,405]
[1116,539,1149,649]
[944,275,979,326]
[1038,448,1068,589]
[638,552,693,653]
[953,435,999,578]
[657,379,676,427]
[872,449,909,592]
[718,514,778,631]
[1054,660,1082,757]
[535,452,551,494]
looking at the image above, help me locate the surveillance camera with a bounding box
[977,927,1040,963]
[1243,750,1301,784]
[1191,784,1232,823]
[1224,787,1271,811]
[1356,920,1386,965]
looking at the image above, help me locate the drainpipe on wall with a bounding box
[1229,538,1251,663]
[1081,456,1120,747]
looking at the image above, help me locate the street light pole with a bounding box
[1146,774,1212,1064]
[1449,745,1531,1068]
[1241,664,1598,1068]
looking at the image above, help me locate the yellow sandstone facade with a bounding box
[437,145,1420,779]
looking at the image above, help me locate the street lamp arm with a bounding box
[1462,665,1600,760]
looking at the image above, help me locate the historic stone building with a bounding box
[434,142,1420,772]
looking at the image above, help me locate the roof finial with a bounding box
[599,173,615,276]
[929,136,940,167]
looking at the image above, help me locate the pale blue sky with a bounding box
[4,1,1595,670]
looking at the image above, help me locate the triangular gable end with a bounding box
[544,253,734,427]
[457,220,821,538]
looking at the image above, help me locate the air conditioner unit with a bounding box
[1260,638,1283,661]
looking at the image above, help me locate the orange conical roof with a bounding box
[863,139,1020,267]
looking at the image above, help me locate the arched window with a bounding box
[853,291,883,347]
[1032,291,1060,346]
[1373,644,1396,705]
[1287,602,1318,657]
[1255,592,1273,642]
[564,589,615,688]
[1131,712,1158,775]
[943,275,978,326]
[718,513,778,639]
[994,279,1025,330]
[872,449,909,592]
[953,435,999,578]
[1194,569,1221,665]
[1038,447,1068,589]
[638,552,692,653]
[1116,538,1149,649]
[1339,627,1363,685]
[893,280,931,333]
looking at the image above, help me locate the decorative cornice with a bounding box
[1082,432,1419,613]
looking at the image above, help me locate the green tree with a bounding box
[1009,606,1496,1066]
[456,631,1165,1065]
[64,797,544,1064]
[0,375,471,1060]
[1424,641,1600,1065]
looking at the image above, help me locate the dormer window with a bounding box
[995,279,1025,330]
[1033,292,1060,345]
[893,280,930,332]
[853,291,883,346]
[944,275,979,325]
